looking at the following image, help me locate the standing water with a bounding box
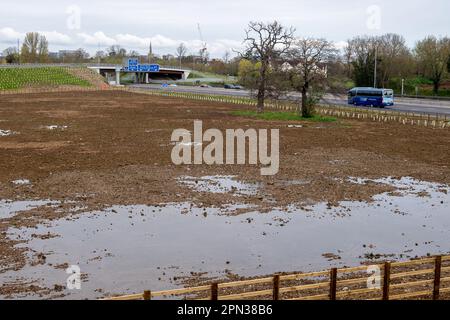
[1,177,449,299]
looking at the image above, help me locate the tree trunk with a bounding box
[301,82,310,118]
[256,63,268,113]
[257,89,265,113]
[433,81,440,95]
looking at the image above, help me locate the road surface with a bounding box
[130,84,450,116]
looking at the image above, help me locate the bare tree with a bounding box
[107,45,127,57]
[94,50,106,64]
[3,47,19,64]
[106,45,127,63]
[242,21,295,112]
[20,33,49,63]
[448,54,450,73]
[286,38,336,117]
[377,34,411,88]
[345,36,378,87]
[21,32,40,63]
[176,43,187,68]
[223,51,230,64]
[128,50,140,57]
[73,48,90,62]
[37,35,49,63]
[343,39,355,78]
[415,36,450,94]
[198,48,209,67]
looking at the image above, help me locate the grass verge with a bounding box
[230,110,337,122]
[0,67,92,90]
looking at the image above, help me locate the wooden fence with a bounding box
[105,255,450,301]
[125,88,450,129]
[1,85,449,129]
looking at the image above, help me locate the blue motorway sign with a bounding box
[125,59,160,73]
[128,58,139,67]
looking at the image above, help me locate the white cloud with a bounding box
[1,0,450,57]
[39,31,72,45]
[115,33,148,48]
[75,31,242,57]
[77,31,117,46]
[149,35,179,48]
[0,27,340,58]
[0,27,72,46]
[0,27,24,42]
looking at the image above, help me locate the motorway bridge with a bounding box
[88,63,190,85]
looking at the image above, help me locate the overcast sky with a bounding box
[1,0,449,58]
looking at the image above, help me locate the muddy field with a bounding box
[0,90,450,299]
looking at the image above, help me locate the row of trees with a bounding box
[2,34,239,76]
[237,21,450,117]
[238,21,335,117]
[2,27,450,112]
[344,34,450,94]
[2,32,50,63]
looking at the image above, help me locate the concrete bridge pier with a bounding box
[115,67,121,86]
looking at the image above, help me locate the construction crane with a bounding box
[197,23,207,64]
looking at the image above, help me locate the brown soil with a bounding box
[1,90,450,297]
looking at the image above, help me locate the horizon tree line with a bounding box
[1,28,450,109]
[237,21,450,117]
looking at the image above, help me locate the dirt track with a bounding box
[1,91,450,297]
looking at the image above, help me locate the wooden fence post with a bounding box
[143,290,151,300]
[211,283,219,300]
[329,268,337,300]
[383,262,391,300]
[273,275,280,300]
[433,256,442,300]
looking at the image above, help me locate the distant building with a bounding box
[58,50,78,57]
[58,50,83,60]
[48,52,59,59]
[162,54,175,61]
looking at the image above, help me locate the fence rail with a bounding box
[1,85,449,129]
[105,255,450,301]
[125,88,450,129]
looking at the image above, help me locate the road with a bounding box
[130,84,450,116]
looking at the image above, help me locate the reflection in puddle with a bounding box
[0,129,15,136]
[178,175,260,196]
[348,176,449,194]
[1,177,450,299]
[43,125,68,131]
[277,179,310,186]
[11,179,31,186]
[0,200,59,219]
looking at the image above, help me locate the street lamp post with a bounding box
[17,39,20,65]
[373,46,378,88]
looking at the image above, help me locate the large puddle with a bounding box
[1,177,449,299]
[0,200,59,220]
[178,175,260,196]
